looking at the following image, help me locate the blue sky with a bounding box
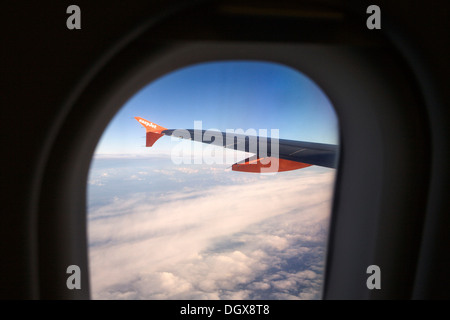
[95,60,338,155]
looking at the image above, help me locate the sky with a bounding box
[94,60,338,156]
[87,60,339,300]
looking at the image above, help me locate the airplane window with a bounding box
[87,60,339,299]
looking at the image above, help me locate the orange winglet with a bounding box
[135,117,167,133]
[135,117,167,147]
[232,157,312,173]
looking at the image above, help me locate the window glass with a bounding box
[88,61,339,299]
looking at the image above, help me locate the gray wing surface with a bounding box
[162,129,338,169]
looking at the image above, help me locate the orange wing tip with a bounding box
[135,117,167,133]
[232,157,312,173]
[135,117,167,147]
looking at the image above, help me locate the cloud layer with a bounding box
[88,158,336,300]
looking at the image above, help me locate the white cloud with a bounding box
[152,169,175,176]
[88,179,105,186]
[175,167,199,174]
[249,282,271,291]
[88,165,336,300]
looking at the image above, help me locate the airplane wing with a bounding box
[135,116,338,173]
